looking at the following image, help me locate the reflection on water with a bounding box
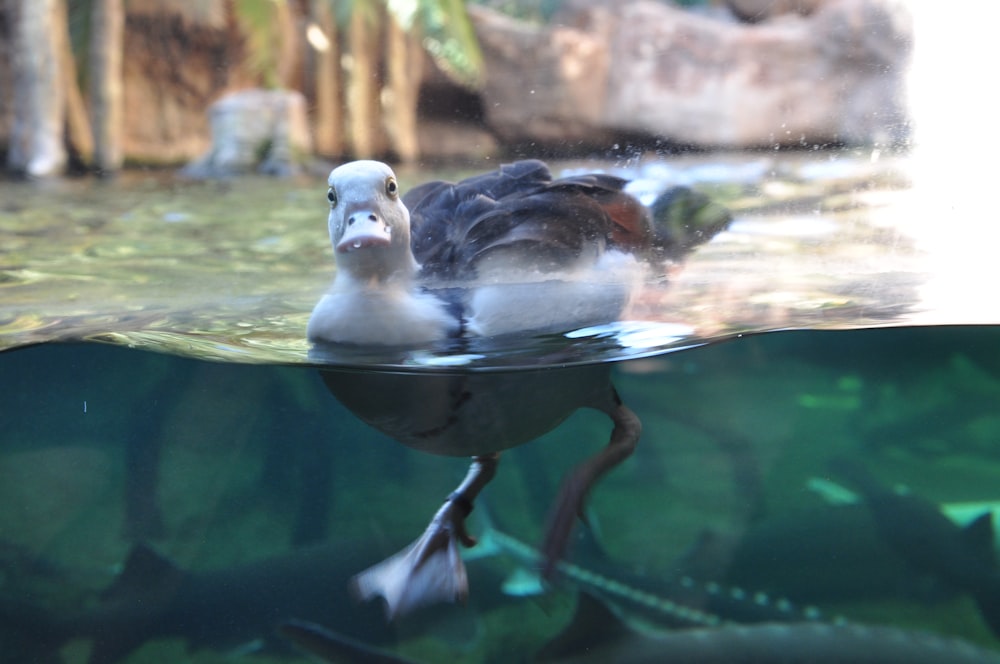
[2,326,1000,662]
[0,151,975,370]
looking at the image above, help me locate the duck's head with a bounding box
[325,160,418,282]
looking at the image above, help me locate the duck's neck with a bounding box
[335,246,420,289]
[334,269,412,294]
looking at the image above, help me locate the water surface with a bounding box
[4,151,984,369]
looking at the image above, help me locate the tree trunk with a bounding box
[383,14,423,163]
[277,0,306,92]
[6,0,67,176]
[310,0,343,157]
[89,0,124,173]
[345,2,384,159]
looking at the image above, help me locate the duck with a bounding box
[307,159,728,346]
[307,159,729,619]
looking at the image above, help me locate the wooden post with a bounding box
[89,0,124,173]
[384,13,423,163]
[345,1,384,159]
[6,0,67,176]
[311,0,344,157]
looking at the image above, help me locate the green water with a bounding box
[3,152,1000,661]
[2,327,1000,662]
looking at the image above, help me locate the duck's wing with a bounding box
[408,161,652,281]
[545,175,733,262]
[407,160,552,277]
[542,173,653,256]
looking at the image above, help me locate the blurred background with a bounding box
[1,0,917,177]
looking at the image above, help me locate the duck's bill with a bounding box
[337,222,392,253]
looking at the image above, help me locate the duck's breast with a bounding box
[307,280,458,345]
[320,364,613,457]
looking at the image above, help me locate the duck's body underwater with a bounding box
[307,159,729,619]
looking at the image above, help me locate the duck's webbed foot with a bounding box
[350,453,499,620]
[541,389,641,576]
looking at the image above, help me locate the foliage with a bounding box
[231,0,284,88]
[406,0,484,88]
[326,0,484,89]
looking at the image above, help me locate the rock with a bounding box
[467,4,618,149]
[179,89,313,178]
[121,0,251,165]
[469,0,911,150]
[418,119,499,161]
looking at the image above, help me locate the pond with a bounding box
[2,149,972,366]
[2,151,1000,663]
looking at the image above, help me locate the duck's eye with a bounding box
[327,187,337,208]
[385,177,398,199]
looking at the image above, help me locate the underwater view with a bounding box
[4,328,1000,663]
[3,150,1000,664]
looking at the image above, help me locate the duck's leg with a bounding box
[351,453,499,620]
[541,386,641,575]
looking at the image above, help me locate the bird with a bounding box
[307,159,729,619]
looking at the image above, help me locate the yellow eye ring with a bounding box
[327,187,338,207]
[385,177,398,198]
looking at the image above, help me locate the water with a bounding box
[2,327,1000,663]
[3,153,1000,661]
[2,150,978,368]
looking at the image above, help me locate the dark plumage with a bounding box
[406,160,645,280]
